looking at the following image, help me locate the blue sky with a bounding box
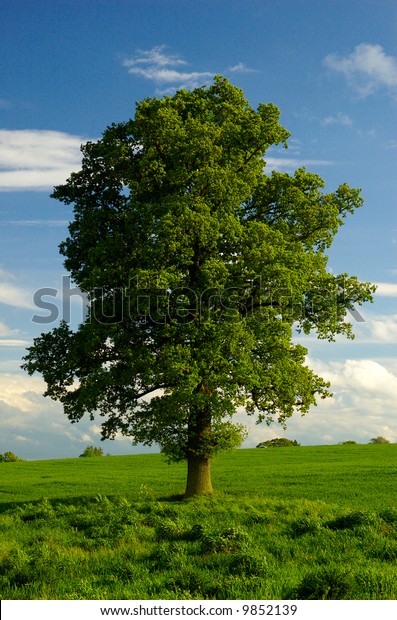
[1,0,397,459]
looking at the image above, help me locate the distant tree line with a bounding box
[256,436,393,448]
[340,437,391,445]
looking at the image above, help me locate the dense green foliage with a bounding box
[0,451,22,462]
[370,436,390,444]
[2,446,397,600]
[22,77,375,495]
[79,446,104,458]
[256,438,300,448]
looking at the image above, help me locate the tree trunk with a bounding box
[184,384,214,498]
[184,455,213,498]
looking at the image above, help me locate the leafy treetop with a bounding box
[22,77,375,496]
[257,438,300,448]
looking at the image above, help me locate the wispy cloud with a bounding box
[228,62,257,74]
[0,269,34,309]
[123,45,213,91]
[0,281,33,309]
[0,129,89,191]
[1,220,69,227]
[0,321,18,337]
[0,339,31,347]
[123,46,259,94]
[324,43,397,97]
[323,112,353,127]
[265,157,333,172]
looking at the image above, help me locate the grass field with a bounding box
[2,445,397,599]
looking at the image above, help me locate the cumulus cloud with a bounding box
[2,352,397,458]
[339,359,397,397]
[324,43,397,97]
[365,314,397,343]
[0,129,88,191]
[238,354,397,448]
[0,370,151,459]
[374,282,397,296]
[123,45,213,91]
[0,373,48,412]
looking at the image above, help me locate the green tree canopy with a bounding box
[369,436,390,444]
[22,77,375,496]
[79,446,104,457]
[0,451,23,462]
[257,438,300,448]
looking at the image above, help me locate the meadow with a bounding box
[2,445,397,600]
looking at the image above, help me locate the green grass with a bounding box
[2,445,397,599]
[2,444,397,510]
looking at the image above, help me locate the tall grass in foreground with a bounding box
[2,493,397,599]
[2,446,397,599]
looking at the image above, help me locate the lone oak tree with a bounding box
[22,77,375,497]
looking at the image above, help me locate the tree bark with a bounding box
[184,384,214,498]
[184,455,213,498]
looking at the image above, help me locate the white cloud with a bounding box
[323,113,353,127]
[0,371,150,459]
[374,282,397,296]
[324,43,397,97]
[123,46,258,93]
[0,318,29,347]
[123,45,213,91]
[0,339,31,347]
[228,62,257,74]
[339,358,397,397]
[265,157,333,172]
[2,353,397,458]
[0,280,34,309]
[0,129,89,191]
[0,321,17,337]
[125,46,187,69]
[0,373,47,412]
[0,268,36,309]
[0,267,52,311]
[1,219,69,227]
[239,355,397,447]
[365,314,397,343]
